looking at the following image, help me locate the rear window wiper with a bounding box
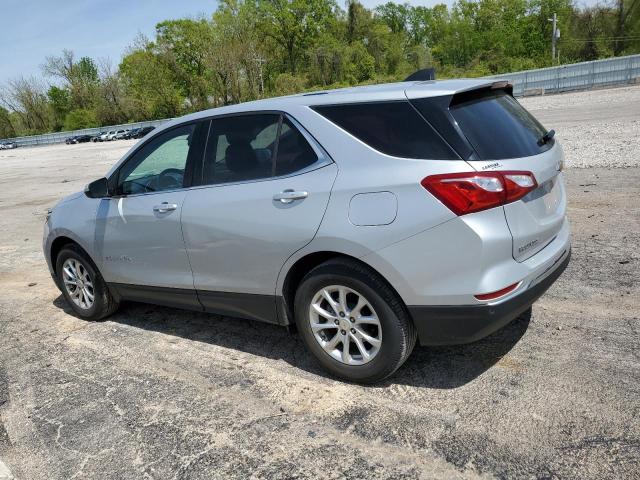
[537,129,555,146]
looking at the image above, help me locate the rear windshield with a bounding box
[312,101,458,160]
[450,90,551,160]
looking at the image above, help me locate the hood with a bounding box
[54,190,84,209]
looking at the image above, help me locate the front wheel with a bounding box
[294,259,416,383]
[56,245,119,320]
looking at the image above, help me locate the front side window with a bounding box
[118,124,195,195]
[312,101,458,160]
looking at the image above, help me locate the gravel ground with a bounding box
[520,85,640,169]
[0,86,639,479]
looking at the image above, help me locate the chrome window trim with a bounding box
[109,109,334,198]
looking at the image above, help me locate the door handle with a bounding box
[153,202,178,213]
[273,190,308,204]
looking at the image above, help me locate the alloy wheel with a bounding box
[308,285,382,365]
[62,258,95,310]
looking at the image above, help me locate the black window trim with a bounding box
[310,100,462,161]
[192,109,333,189]
[408,95,478,161]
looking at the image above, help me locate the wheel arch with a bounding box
[279,250,409,327]
[50,236,97,277]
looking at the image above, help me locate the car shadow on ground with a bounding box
[53,295,531,389]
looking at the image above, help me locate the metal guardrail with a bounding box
[2,54,639,147]
[0,118,170,148]
[487,54,640,96]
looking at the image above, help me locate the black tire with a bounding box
[294,258,417,384]
[55,244,119,321]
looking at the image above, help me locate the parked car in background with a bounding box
[0,141,18,149]
[107,130,125,141]
[43,79,570,383]
[65,135,92,145]
[123,128,141,139]
[92,132,107,142]
[74,134,92,143]
[131,126,155,139]
[114,130,130,140]
[100,131,115,142]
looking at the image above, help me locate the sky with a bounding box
[0,0,603,85]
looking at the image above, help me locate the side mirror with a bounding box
[85,177,110,198]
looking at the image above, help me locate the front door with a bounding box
[98,123,204,307]
[181,113,337,322]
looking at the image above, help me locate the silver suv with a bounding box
[44,79,570,383]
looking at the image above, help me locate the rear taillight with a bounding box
[421,171,537,216]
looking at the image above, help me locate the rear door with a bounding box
[409,86,566,262]
[181,113,337,322]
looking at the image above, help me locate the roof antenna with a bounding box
[404,68,436,82]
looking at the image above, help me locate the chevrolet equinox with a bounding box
[44,79,570,383]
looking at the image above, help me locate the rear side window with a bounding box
[450,90,550,160]
[274,118,318,176]
[204,114,280,185]
[202,114,321,186]
[312,102,458,160]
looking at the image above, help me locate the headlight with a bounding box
[45,208,52,222]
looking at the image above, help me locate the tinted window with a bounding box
[312,101,458,160]
[203,114,279,185]
[274,118,318,176]
[118,124,195,195]
[450,90,550,160]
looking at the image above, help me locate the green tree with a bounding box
[272,72,307,95]
[2,0,640,137]
[375,2,411,34]
[155,19,215,110]
[346,41,375,82]
[63,109,98,131]
[346,1,372,44]
[256,0,338,74]
[208,1,267,104]
[42,50,99,109]
[307,34,346,85]
[95,61,129,126]
[0,76,51,134]
[47,86,70,131]
[119,48,184,120]
[613,0,640,54]
[0,107,16,138]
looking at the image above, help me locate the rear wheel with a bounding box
[56,245,119,320]
[294,259,416,383]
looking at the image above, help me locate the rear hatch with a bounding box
[407,82,566,262]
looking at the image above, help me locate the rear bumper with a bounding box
[409,248,570,346]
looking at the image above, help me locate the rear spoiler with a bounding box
[450,81,514,107]
[488,81,513,96]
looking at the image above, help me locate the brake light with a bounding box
[421,171,537,216]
